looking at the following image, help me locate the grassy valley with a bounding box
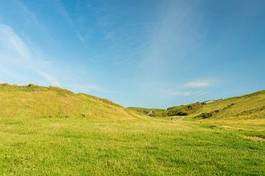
[0,84,264,175]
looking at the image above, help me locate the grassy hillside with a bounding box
[0,84,264,175]
[129,90,265,120]
[0,84,136,121]
[127,107,166,117]
[193,90,265,119]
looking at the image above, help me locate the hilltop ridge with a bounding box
[129,90,265,119]
[0,83,264,175]
[1,83,264,120]
[0,83,136,120]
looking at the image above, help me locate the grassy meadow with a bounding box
[0,84,264,175]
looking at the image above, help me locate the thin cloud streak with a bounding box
[184,80,214,89]
[139,0,201,75]
[14,0,55,43]
[0,24,61,87]
[53,0,87,47]
[0,24,30,60]
[167,90,192,97]
[162,78,216,98]
[34,70,61,87]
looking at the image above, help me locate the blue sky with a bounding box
[0,0,265,108]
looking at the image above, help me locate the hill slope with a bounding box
[0,84,136,120]
[0,84,264,175]
[129,90,265,119]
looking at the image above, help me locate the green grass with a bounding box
[127,107,166,117]
[129,90,265,120]
[0,84,264,175]
[0,83,136,120]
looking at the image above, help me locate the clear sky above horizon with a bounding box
[0,0,265,108]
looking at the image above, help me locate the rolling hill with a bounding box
[2,83,264,120]
[0,83,264,175]
[129,90,265,120]
[0,83,137,121]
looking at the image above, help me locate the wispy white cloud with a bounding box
[14,0,54,42]
[15,0,42,28]
[54,0,74,26]
[184,79,214,89]
[75,31,87,48]
[138,1,202,76]
[161,78,216,98]
[166,90,192,97]
[53,0,87,47]
[0,24,30,60]
[34,70,61,87]
[0,24,61,87]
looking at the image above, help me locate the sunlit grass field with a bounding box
[0,84,264,175]
[0,116,264,175]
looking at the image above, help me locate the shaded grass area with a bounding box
[0,116,264,176]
